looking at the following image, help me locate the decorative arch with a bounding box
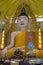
[5,3,36,45]
[14,3,36,21]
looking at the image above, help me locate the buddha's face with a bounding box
[17,16,28,28]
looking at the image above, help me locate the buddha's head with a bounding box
[17,8,29,30]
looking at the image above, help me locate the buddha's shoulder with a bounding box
[11,31,21,35]
[11,30,29,34]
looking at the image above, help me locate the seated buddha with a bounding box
[0,8,29,58]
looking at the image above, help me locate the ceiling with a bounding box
[0,0,43,31]
[0,0,43,19]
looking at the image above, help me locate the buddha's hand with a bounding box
[1,48,8,58]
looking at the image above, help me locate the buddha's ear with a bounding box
[17,17,19,22]
[28,17,29,22]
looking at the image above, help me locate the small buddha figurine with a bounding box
[0,8,29,57]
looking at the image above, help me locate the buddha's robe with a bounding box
[15,30,26,48]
